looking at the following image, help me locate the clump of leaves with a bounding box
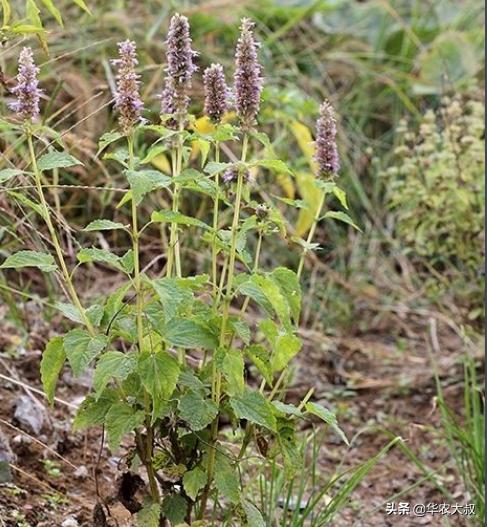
[382,92,485,318]
[1,14,358,526]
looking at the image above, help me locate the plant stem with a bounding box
[128,136,144,350]
[199,133,248,517]
[167,125,184,278]
[296,191,326,280]
[128,135,160,505]
[27,131,95,336]
[211,142,220,300]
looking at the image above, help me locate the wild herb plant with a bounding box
[382,93,485,318]
[1,14,360,525]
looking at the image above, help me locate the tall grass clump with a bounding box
[0,14,394,525]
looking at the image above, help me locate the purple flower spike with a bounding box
[10,47,42,122]
[203,63,229,124]
[234,18,263,130]
[161,13,197,120]
[222,166,251,185]
[113,39,143,134]
[314,100,339,178]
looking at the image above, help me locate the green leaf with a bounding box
[221,348,244,396]
[138,351,180,422]
[0,168,24,183]
[151,210,209,230]
[305,402,349,445]
[97,131,124,154]
[40,336,65,404]
[237,276,274,316]
[254,159,292,174]
[253,274,291,330]
[7,190,45,218]
[93,351,136,396]
[126,169,171,205]
[37,151,83,171]
[77,247,128,272]
[183,466,207,501]
[71,0,91,15]
[1,0,11,26]
[73,389,118,429]
[39,0,63,25]
[270,267,301,323]
[84,219,126,231]
[163,319,218,350]
[272,401,302,417]
[105,402,145,451]
[178,390,218,431]
[204,161,231,176]
[136,502,161,527]
[245,345,272,386]
[64,329,107,376]
[161,495,188,524]
[150,277,193,319]
[214,453,240,504]
[323,211,361,231]
[230,389,277,431]
[140,144,167,165]
[229,319,251,345]
[271,333,301,372]
[242,499,265,527]
[0,250,57,272]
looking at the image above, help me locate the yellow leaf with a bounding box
[294,171,324,236]
[194,116,215,135]
[151,154,171,175]
[1,0,11,26]
[276,173,295,199]
[289,120,317,171]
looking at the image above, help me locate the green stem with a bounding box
[296,191,326,280]
[128,136,160,505]
[211,142,220,301]
[27,132,95,336]
[200,134,249,517]
[128,136,144,351]
[167,125,184,278]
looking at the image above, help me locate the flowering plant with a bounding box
[1,14,358,525]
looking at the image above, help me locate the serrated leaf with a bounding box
[230,389,277,431]
[64,329,107,376]
[126,169,171,205]
[105,402,145,451]
[272,401,303,417]
[97,131,124,154]
[140,144,167,165]
[151,210,209,230]
[73,389,118,429]
[178,390,218,431]
[77,247,125,271]
[0,168,24,183]
[40,336,65,404]
[183,466,207,501]
[0,250,57,272]
[323,211,361,231]
[270,267,301,323]
[305,402,349,445]
[150,277,193,320]
[214,453,240,504]
[136,502,161,527]
[245,345,272,386]
[84,219,126,231]
[37,151,83,171]
[163,319,218,350]
[161,494,188,524]
[204,161,231,176]
[138,351,180,422]
[221,348,244,396]
[253,274,291,331]
[271,333,301,372]
[93,351,136,396]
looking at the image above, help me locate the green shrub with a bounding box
[383,92,484,316]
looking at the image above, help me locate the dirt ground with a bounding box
[0,299,483,527]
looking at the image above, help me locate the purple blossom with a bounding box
[10,47,42,122]
[314,100,339,178]
[222,166,251,185]
[234,18,263,130]
[203,63,229,124]
[113,39,144,134]
[160,13,197,120]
